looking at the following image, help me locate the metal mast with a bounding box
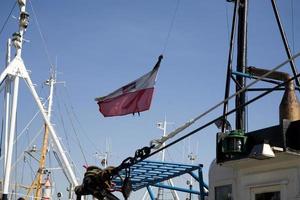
[25,71,56,199]
[156,118,180,200]
[1,1,78,199]
[235,0,248,130]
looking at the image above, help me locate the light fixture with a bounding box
[249,143,275,160]
[12,32,22,49]
[18,0,26,6]
[222,130,247,154]
[20,11,29,29]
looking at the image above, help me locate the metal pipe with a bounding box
[2,76,19,200]
[247,66,300,123]
[152,183,201,195]
[222,0,239,132]
[271,0,300,86]
[235,0,248,130]
[4,38,12,174]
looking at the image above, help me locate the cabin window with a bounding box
[255,191,280,200]
[215,184,232,200]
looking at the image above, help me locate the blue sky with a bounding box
[0,0,299,199]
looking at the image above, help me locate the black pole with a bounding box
[235,0,248,130]
[222,0,239,132]
[271,0,300,87]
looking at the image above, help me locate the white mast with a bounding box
[156,117,180,200]
[3,38,12,174]
[1,1,78,199]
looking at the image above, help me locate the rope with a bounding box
[11,125,44,172]
[290,0,295,54]
[63,86,101,152]
[0,101,46,161]
[225,2,231,41]
[29,0,54,70]
[162,0,181,54]
[0,1,17,37]
[54,88,72,154]
[61,92,88,165]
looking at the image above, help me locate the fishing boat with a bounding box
[1,0,300,200]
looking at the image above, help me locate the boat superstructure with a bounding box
[209,0,300,200]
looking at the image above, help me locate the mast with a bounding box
[156,118,180,200]
[1,1,78,199]
[25,71,56,199]
[235,0,248,130]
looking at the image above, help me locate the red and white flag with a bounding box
[95,55,163,117]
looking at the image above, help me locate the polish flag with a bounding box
[95,55,163,117]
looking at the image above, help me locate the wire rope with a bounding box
[61,99,88,165]
[290,0,295,54]
[0,1,17,37]
[0,102,46,161]
[28,0,54,69]
[11,125,44,172]
[225,2,231,41]
[162,0,181,54]
[53,89,72,154]
[62,86,101,152]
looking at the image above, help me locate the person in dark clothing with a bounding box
[75,166,119,200]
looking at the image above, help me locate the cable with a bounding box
[225,2,231,41]
[54,89,72,154]
[62,86,101,152]
[290,0,295,54]
[162,0,181,54]
[0,1,17,37]
[60,90,88,165]
[28,0,54,70]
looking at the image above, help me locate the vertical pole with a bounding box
[235,0,248,130]
[198,166,205,200]
[157,119,167,200]
[222,0,239,132]
[2,76,20,200]
[34,75,54,198]
[271,0,300,86]
[4,38,12,173]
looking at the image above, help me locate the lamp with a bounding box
[12,32,22,49]
[249,143,275,160]
[20,11,29,29]
[18,0,26,6]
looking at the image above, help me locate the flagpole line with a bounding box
[162,0,181,54]
[151,52,300,148]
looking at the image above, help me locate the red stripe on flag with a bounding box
[98,88,154,117]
